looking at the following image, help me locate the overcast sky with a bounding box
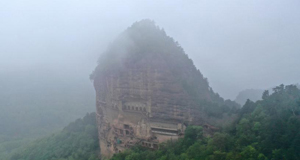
[1,0,299,100]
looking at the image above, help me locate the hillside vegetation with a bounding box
[111,84,300,160]
[0,71,95,159]
[9,84,300,160]
[9,113,100,160]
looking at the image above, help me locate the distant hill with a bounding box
[235,83,300,106]
[234,89,264,105]
[8,113,100,160]
[0,70,95,138]
[0,69,95,158]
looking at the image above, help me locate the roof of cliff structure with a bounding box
[92,19,239,117]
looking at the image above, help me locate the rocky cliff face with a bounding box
[92,20,239,159]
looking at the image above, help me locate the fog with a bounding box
[1,0,300,99]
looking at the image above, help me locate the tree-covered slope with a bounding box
[8,113,100,160]
[8,84,299,160]
[0,70,96,159]
[111,84,300,160]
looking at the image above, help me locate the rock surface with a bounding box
[92,20,239,159]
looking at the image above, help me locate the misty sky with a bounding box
[1,0,299,100]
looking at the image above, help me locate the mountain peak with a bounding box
[92,20,239,158]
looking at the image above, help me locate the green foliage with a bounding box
[110,84,300,160]
[8,113,100,160]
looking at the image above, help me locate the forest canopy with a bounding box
[9,113,100,160]
[110,84,300,160]
[8,84,300,160]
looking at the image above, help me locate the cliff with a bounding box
[91,19,239,159]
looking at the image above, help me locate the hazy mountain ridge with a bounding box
[0,70,95,138]
[235,84,300,106]
[0,69,96,159]
[8,113,100,160]
[234,89,264,105]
